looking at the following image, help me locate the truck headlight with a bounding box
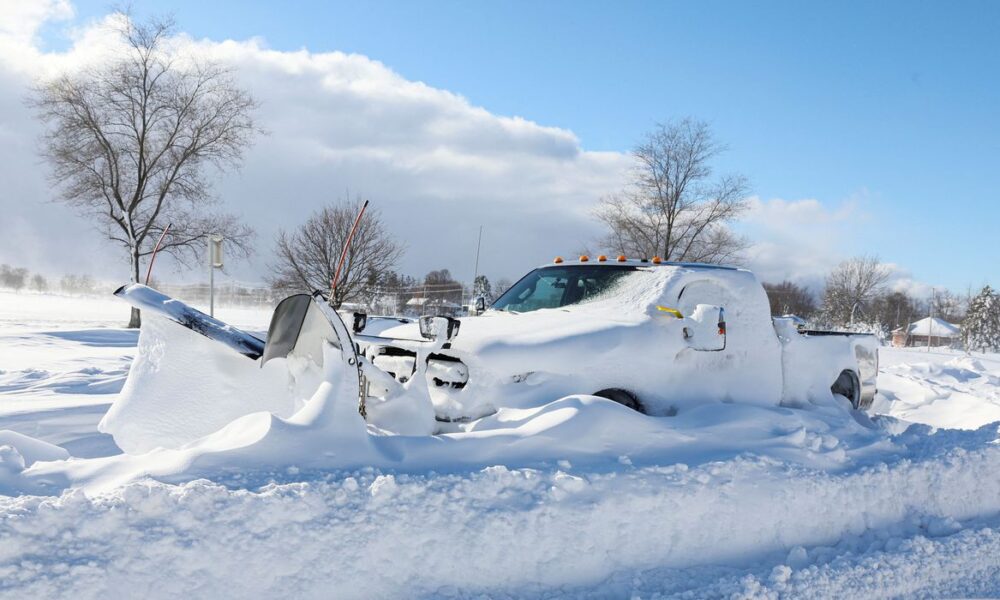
[418,315,461,341]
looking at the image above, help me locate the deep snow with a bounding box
[2,290,1000,598]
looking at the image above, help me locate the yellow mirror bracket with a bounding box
[656,306,683,319]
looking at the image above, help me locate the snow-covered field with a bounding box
[2,290,1000,598]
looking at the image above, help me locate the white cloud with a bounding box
[739,195,938,299]
[0,8,630,284]
[883,266,934,299]
[0,5,940,300]
[738,196,867,289]
[0,0,73,48]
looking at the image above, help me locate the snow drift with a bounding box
[98,316,300,453]
[4,290,1000,597]
[5,426,1000,598]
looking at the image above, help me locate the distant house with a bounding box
[891,317,961,348]
[404,296,465,317]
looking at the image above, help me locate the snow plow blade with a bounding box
[114,283,265,360]
[261,292,352,366]
[259,291,366,414]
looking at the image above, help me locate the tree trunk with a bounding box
[328,292,342,310]
[127,244,142,328]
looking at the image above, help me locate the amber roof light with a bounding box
[597,255,607,262]
[579,255,590,262]
[652,256,662,264]
[617,255,627,262]
[553,256,564,264]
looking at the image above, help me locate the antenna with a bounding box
[473,225,483,290]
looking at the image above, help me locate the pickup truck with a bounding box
[358,258,878,422]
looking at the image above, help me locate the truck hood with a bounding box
[370,265,679,355]
[370,307,662,381]
[366,266,687,376]
[374,307,645,351]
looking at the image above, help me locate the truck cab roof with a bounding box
[492,258,748,314]
[535,257,741,271]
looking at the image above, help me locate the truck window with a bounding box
[492,265,639,313]
[677,280,730,316]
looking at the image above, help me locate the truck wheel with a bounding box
[831,370,861,410]
[594,388,646,414]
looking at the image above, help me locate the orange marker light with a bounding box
[553,256,564,264]
[617,255,627,262]
[579,255,589,262]
[652,256,662,264]
[597,255,607,262]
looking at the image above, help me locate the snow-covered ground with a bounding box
[2,289,1000,598]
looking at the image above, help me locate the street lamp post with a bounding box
[208,234,224,317]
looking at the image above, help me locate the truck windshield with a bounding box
[491,265,639,313]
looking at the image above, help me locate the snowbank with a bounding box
[98,316,300,454]
[877,347,1000,429]
[0,430,69,496]
[5,293,1000,596]
[3,428,1000,598]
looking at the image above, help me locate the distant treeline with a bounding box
[0,264,54,293]
[0,264,111,295]
[0,263,279,309]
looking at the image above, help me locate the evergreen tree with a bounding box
[963,285,1000,352]
[473,275,492,300]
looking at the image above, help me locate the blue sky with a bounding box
[24,1,1000,291]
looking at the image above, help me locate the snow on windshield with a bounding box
[491,265,653,313]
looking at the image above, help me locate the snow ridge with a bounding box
[2,435,999,599]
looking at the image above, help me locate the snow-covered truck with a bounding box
[355,258,878,424]
[112,257,877,441]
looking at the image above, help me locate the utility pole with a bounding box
[928,287,935,352]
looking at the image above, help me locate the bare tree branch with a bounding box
[821,255,892,328]
[594,119,750,264]
[28,11,259,327]
[267,199,405,309]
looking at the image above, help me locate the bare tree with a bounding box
[931,289,966,323]
[29,13,258,327]
[595,119,750,263]
[870,290,920,332]
[31,274,48,293]
[821,256,891,327]
[419,269,464,311]
[424,269,456,286]
[493,277,513,302]
[268,199,404,308]
[763,281,817,317]
[372,270,420,314]
[0,265,29,292]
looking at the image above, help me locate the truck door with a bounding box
[676,280,729,351]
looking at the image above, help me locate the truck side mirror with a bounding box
[683,304,726,351]
[419,315,461,341]
[351,312,367,334]
[474,296,487,315]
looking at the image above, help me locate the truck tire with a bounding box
[594,388,646,414]
[831,370,861,410]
